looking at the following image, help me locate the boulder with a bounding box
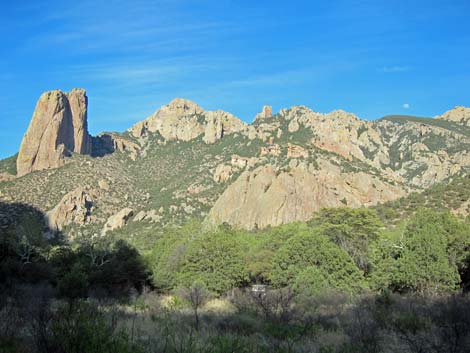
[98,179,110,191]
[260,144,281,157]
[17,89,92,176]
[47,187,93,231]
[287,144,308,158]
[213,164,233,183]
[102,208,133,235]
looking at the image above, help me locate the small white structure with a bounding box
[251,284,267,294]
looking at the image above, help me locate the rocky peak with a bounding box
[437,106,470,126]
[130,98,246,143]
[254,105,273,121]
[17,88,92,176]
[67,88,92,154]
[203,110,246,144]
[166,98,204,115]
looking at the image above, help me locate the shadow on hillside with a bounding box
[0,201,54,235]
[0,201,66,288]
[91,135,115,157]
[91,134,134,158]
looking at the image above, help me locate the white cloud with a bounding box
[403,103,410,109]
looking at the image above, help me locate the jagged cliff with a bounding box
[1,90,469,234]
[16,89,92,176]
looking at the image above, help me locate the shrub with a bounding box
[270,230,366,294]
[177,232,249,293]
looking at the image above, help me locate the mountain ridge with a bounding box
[1,89,469,234]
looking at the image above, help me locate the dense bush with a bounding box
[369,209,463,294]
[177,232,250,293]
[309,208,383,272]
[270,229,366,294]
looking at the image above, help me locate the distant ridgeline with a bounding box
[0,89,469,237]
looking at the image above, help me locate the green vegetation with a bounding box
[1,200,470,352]
[381,115,470,137]
[0,153,17,175]
[375,175,470,223]
[142,208,469,296]
[369,209,462,294]
[270,230,366,294]
[309,208,383,271]
[177,232,250,293]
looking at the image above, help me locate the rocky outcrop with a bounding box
[260,144,281,157]
[102,208,134,235]
[254,105,273,121]
[6,92,470,233]
[67,89,92,154]
[287,144,308,159]
[206,161,406,230]
[130,98,245,143]
[0,173,15,183]
[213,164,233,183]
[437,106,470,126]
[93,133,141,160]
[47,187,93,231]
[17,89,92,176]
[133,209,162,223]
[130,98,204,140]
[203,111,246,144]
[231,155,258,169]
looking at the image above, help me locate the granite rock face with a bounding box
[254,105,273,121]
[5,91,470,233]
[67,89,92,154]
[207,161,406,230]
[102,208,134,235]
[47,187,93,231]
[17,89,92,176]
[130,98,246,143]
[437,106,470,126]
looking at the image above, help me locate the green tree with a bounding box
[147,234,190,291]
[13,214,48,264]
[245,222,310,283]
[394,225,460,294]
[88,240,148,296]
[177,232,249,293]
[270,229,366,294]
[309,208,384,272]
[292,266,330,296]
[370,209,461,294]
[57,263,89,300]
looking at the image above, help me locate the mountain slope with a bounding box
[1,90,469,234]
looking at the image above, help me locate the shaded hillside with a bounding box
[375,175,470,224]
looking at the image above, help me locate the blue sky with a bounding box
[1,0,469,158]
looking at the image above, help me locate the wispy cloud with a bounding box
[379,66,411,73]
